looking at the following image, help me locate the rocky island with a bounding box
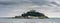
[14,10,48,19]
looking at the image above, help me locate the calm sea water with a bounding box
[0,17,60,23]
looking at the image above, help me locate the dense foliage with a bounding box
[15,10,48,19]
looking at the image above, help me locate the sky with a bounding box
[0,0,60,18]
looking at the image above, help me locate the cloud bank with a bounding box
[0,0,60,18]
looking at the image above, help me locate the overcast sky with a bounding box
[0,0,60,18]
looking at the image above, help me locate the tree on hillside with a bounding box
[21,10,48,18]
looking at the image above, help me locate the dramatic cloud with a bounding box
[0,0,60,18]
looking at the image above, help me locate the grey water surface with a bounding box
[0,17,60,23]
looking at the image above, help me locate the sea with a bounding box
[0,17,60,23]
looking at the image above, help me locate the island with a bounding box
[14,10,48,19]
